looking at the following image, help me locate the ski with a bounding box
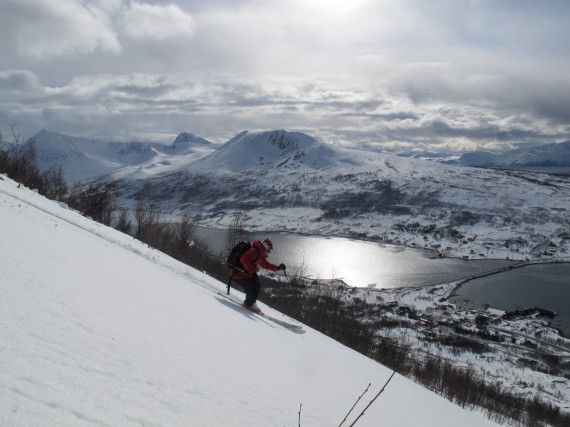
[257,311,305,334]
[217,292,305,334]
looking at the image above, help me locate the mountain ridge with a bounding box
[25,129,570,181]
[458,140,570,167]
[18,129,570,262]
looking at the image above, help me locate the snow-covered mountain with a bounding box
[458,140,570,167]
[171,131,212,153]
[20,129,570,261]
[0,175,497,426]
[25,129,215,183]
[27,130,570,179]
[106,130,570,262]
[457,151,497,167]
[192,129,371,172]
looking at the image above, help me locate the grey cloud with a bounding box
[527,88,570,125]
[0,0,121,59]
[0,70,43,93]
[363,112,419,122]
[3,70,569,151]
[419,120,548,143]
[124,1,196,40]
[399,70,570,133]
[1,0,570,152]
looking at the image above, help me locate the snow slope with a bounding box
[0,175,497,427]
[192,129,364,172]
[27,129,215,183]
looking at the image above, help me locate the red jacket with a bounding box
[230,240,279,280]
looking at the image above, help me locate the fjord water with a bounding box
[449,263,570,336]
[193,227,514,288]
[195,227,569,335]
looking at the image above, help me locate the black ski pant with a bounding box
[234,274,260,306]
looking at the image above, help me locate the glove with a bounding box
[278,263,286,271]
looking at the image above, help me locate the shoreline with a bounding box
[196,222,569,288]
[449,259,570,293]
[446,260,570,338]
[197,223,570,335]
[197,221,570,263]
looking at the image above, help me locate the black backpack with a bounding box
[227,240,254,270]
[226,240,255,294]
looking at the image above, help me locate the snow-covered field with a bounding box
[0,174,498,426]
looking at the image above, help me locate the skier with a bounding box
[230,238,286,313]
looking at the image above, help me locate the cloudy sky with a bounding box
[1,0,569,153]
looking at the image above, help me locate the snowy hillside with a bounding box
[0,174,497,426]
[192,129,370,172]
[26,129,215,183]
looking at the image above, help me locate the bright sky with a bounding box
[1,0,569,153]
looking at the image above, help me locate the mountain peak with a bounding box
[198,129,329,172]
[172,132,211,148]
[265,129,318,151]
[226,129,318,147]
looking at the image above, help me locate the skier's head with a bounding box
[262,238,273,253]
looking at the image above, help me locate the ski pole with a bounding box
[187,240,246,272]
[187,240,223,261]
